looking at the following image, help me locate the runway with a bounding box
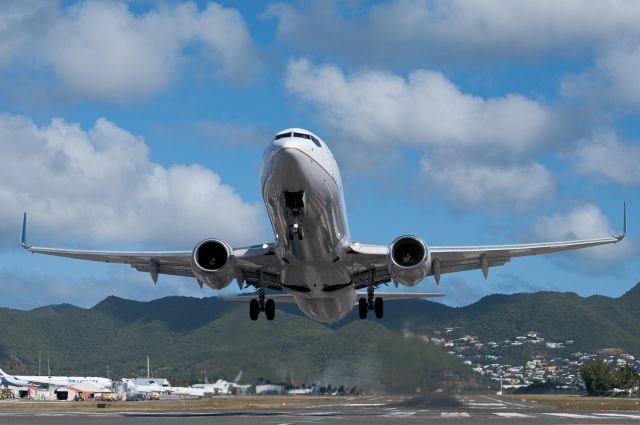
[2,394,640,424]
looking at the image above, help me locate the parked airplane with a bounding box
[20,128,627,323]
[191,370,249,395]
[121,378,167,395]
[0,367,112,389]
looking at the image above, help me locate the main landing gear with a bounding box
[358,286,383,320]
[249,295,276,321]
[284,191,304,241]
[249,272,275,321]
[249,298,275,321]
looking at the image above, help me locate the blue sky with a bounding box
[0,0,638,310]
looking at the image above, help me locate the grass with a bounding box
[506,394,640,411]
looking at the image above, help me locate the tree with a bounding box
[580,359,614,395]
[615,366,639,394]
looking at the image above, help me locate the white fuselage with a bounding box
[260,129,357,323]
[1,372,111,389]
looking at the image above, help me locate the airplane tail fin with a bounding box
[233,370,244,383]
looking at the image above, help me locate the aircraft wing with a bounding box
[19,213,278,285]
[348,204,626,284]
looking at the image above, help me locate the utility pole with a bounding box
[47,358,50,376]
[38,351,41,376]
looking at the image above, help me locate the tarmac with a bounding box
[2,394,640,424]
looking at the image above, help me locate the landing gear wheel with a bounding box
[297,224,304,240]
[374,297,384,319]
[249,299,260,321]
[265,299,276,321]
[288,225,294,241]
[358,298,368,319]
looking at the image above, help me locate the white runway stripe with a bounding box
[596,413,640,419]
[493,412,535,418]
[543,412,600,418]
[467,402,506,407]
[441,412,471,418]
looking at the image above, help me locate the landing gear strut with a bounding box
[249,271,276,321]
[358,274,383,320]
[285,191,304,241]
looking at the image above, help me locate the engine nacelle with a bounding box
[191,238,235,289]
[388,235,431,286]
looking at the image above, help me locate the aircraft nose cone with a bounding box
[273,147,308,180]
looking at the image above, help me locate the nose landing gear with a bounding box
[284,191,305,241]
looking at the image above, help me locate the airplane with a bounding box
[121,378,167,395]
[20,128,627,323]
[191,370,250,395]
[0,367,112,389]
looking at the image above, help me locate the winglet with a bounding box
[20,212,32,249]
[616,202,627,241]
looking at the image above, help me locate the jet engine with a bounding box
[192,239,235,289]
[388,235,431,286]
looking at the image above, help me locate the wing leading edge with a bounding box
[19,212,277,285]
[348,203,627,284]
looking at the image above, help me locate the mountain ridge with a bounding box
[1,282,639,392]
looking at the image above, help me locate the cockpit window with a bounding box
[274,132,291,140]
[275,131,321,147]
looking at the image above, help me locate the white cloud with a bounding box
[532,204,632,266]
[0,1,260,101]
[420,158,555,210]
[562,44,640,108]
[286,58,560,208]
[267,0,640,64]
[571,133,640,185]
[286,58,555,158]
[0,1,54,65]
[0,113,267,249]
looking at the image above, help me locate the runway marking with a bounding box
[441,412,471,418]
[295,411,338,416]
[467,402,506,407]
[543,412,600,418]
[382,411,416,417]
[479,395,528,408]
[596,413,640,419]
[493,412,535,418]
[341,403,385,407]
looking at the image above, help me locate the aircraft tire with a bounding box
[374,297,384,319]
[249,299,260,321]
[358,298,368,319]
[265,299,276,321]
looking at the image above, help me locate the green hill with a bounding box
[0,296,474,393]
[380,282,640,355]
[2,282,639,393]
